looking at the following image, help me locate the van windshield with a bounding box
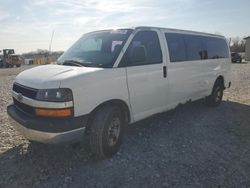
[57,29,133,68]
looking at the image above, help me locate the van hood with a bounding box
[15,64,102,89]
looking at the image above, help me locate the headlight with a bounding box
[36,88,73,102]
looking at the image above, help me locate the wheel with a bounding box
[89,105,125,158]
[205,79,224,107]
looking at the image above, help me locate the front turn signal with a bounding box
[35,108,72,117]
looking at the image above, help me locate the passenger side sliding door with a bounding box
[164,33,204,107]
[120,30,168,122]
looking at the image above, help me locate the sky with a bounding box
[0,0,250,54]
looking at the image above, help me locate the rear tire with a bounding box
[205,79,224,107]
[89,105,125,158]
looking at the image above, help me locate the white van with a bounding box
[7,26,231,158]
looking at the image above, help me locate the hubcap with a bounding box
[107,117,121,147]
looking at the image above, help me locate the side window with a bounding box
[204,37,229,59]
[122,31,162,66]
[165,33,229,63]
[184,35,204,61]
[165,33,186,62]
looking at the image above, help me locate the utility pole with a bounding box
[48,30,55,64]
[49,30,55,52]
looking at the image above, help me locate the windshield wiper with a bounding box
[61,60,106,68]
[62,60,83,67]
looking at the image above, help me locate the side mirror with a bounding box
[129,46,146,63]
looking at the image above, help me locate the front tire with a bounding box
[205,79,224,107]
[89,105,125,158]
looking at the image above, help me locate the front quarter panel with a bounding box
[60,68,131,119]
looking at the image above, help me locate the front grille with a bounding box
[13,83,37,115]
[13,83,38,99]
[13,98,35,115]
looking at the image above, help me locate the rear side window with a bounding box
[204,37,229,59]
[165,33,186,62]
[165,33,229,62]
[184,35,204,61]
[121,30,162,66]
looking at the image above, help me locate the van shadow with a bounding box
[1,99,250,187]
[0,136,95,187]
[128,99,250,145]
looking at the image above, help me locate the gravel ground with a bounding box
[0,63,250,188]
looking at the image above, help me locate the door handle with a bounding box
[163,66,167,78]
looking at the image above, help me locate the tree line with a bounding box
[229,37,246,53]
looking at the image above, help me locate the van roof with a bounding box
[85,26,225,38]
[133,26,225,38]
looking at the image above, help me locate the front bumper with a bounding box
[7,104,88,144]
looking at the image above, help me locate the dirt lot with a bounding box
[0,63,250,188]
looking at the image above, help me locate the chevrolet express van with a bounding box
[7,27,231,158]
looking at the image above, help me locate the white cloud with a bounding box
[0,8,10,21]
[2,0,248,53]
[0,0,197,53]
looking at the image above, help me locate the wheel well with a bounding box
[87,99,131,129]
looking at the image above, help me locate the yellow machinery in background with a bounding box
[33,57,52,65]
